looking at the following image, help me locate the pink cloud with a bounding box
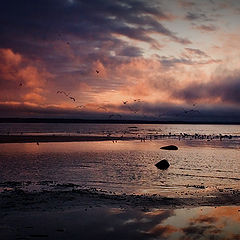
[0,48,53,104]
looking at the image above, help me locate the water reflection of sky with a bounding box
[105,206,240,240]
[0,140,240,196]
[1,206,239,240]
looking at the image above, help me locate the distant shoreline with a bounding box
[0,135,136,144]
[1,118,240,125]
[0,133,238,144]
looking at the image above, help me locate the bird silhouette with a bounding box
[76,105,85,109]
[183,109,200,114]
[96,70,100,74]
[122,101,128,105]
[57,91,77,102]
[57,91,69,97]
[69,96,76,102]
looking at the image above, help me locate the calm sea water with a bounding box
[1,123,240,136]
[0,123,240,196]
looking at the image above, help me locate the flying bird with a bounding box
[69,96,76,102]
[57,91,69,97]
[96,70,100,74]
[57,91,77,102]
[122,101,128,105]
[184,109,200,114]
[76,105,85,109]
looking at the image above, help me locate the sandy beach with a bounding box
[1,127,240,239]
[0,134,136,144]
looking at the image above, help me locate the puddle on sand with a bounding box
[0,205,240,240]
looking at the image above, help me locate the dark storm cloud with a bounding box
[0,0,192,98]
[2,100,240,122]
[135,101,240,122]
[0,0,191,57]
[0,102,116,119]
[172,71,240,104]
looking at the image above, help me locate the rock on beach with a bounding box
[160,145,178,150]
[155,160,170,170]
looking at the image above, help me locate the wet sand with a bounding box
[3,204,240,240]
[0,135,136,144]
[1,187,240,211]
[1,187,240,240]
[1,135,240,239]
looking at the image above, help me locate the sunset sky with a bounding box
[1,0,240,121]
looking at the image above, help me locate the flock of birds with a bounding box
[53,69,152,119]
[17,34,201,119]
[19,68,200,119]
[54,81,200,119]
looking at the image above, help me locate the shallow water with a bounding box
[0,138,240,196]
[1,123,240,240]
[1,205,240,240]
[1,123,240,137]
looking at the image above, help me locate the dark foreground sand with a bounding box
[1,186,240,211]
